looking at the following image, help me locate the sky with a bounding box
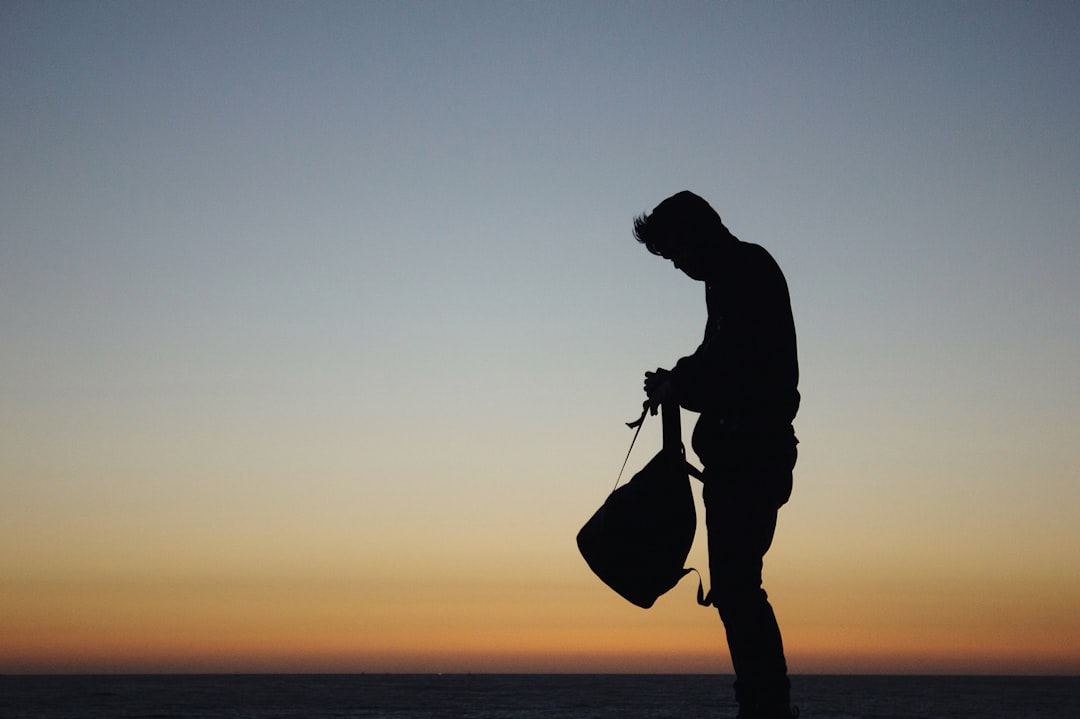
[2,1,1079,675]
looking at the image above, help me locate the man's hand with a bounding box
[643,368,673,415]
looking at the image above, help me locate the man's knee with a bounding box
[711,584,769,616]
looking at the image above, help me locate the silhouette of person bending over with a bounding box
[635,191,800,719]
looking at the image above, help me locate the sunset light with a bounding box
[3,1,1078,683]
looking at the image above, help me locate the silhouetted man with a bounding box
[635,191,799,719]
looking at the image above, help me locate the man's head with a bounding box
[633,191,735,281]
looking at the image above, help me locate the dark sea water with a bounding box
[1,674,1077,719]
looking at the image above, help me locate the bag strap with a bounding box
[612,407,649,492]
[691,568,713,607]
[661,400,681,451]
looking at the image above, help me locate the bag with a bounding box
[577,402,704,608]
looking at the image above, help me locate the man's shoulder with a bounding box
[735,239,772,259]
[732,240,782,275]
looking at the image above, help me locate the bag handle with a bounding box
[661,400,681,451]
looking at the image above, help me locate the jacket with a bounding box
[667,240,800,465]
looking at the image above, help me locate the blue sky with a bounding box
[3,1,1079,672]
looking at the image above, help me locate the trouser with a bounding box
[703,440,796,714]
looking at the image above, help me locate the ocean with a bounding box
[1,674,1077,719]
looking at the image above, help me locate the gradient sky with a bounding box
[3,1,1079,674]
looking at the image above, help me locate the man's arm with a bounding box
[642,327,720,415]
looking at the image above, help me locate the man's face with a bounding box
[661,236,710,281]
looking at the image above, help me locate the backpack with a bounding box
[577,402,706,608]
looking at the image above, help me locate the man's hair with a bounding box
[633,190,731,256]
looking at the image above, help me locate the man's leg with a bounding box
[704,453,794,718]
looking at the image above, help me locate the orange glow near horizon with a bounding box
[4,570,1079,675]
